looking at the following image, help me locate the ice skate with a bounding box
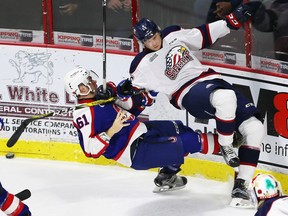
[230,178,255,208]
[153,170,187,193]
[220,144,240,167]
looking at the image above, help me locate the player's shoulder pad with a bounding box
[162,25,181,39]
[129,50,151,74]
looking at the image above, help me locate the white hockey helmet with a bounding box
[251,173,282,201]
[64,67,99,97]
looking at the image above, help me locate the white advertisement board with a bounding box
[0,28,44,43]
[54,32,134,52]
[0,44,133,143]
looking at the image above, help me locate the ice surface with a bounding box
[0,157,257,216]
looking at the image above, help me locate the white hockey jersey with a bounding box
[130,20,231,109]
[256,196,288,216]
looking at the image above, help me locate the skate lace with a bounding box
[155,173,181,188]
[222,146,236,159]
[162,175,178,187]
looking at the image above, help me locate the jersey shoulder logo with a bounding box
[165,45,193,80]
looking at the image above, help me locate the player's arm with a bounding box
[122,90,157,116]
[116,78,157,116]
[73,109,130,158]
[183,3,256,50]
[96,79,157,115]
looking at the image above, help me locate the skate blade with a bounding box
[153,185,186,193]
[229,197,256,209]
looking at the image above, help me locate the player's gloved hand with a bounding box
[225,3,257,30]
[97,81,116,100]
[117,78,134,100]
[141,90,158,107]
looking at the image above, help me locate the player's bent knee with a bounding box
[239,116,265,148]
[210,89,237,118]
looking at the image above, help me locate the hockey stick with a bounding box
[15,189,31,201]
[6,97,115,148]
[102,0,107,93]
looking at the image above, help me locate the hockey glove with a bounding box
[117,78,134,99]
[97,81,117,100]
[142,91,158,107]
[225,3,254,30]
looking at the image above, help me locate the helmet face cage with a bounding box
[133,18,160,42]
[64,67,99,97]
[251,174,282,201]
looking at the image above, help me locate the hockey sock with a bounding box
[200,133,220,155]
[237,145,260,181]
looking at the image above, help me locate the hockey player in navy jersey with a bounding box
[117,3,265,208]
[64,67,222,193]
[251,173,288,216]
[0,182,31,216]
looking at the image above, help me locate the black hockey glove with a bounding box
[97,82,116,100]
[117,78,134,99]
[225,2,259,30]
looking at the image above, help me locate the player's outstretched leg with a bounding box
[153,166,187,193]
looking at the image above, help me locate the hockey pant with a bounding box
[182,78,261,132]
[130,120,201,170]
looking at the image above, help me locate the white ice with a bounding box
[0,157,257,216]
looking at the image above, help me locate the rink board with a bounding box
[0,44,288,193]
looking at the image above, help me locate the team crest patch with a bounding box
[165,46,193,80]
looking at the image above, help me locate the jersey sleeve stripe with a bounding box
[196,24,213,49]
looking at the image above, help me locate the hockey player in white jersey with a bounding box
[64,67,222,193]
[117,3,265,208]
[251,173,288,216]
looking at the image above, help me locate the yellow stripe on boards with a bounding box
[0,138,287,194]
